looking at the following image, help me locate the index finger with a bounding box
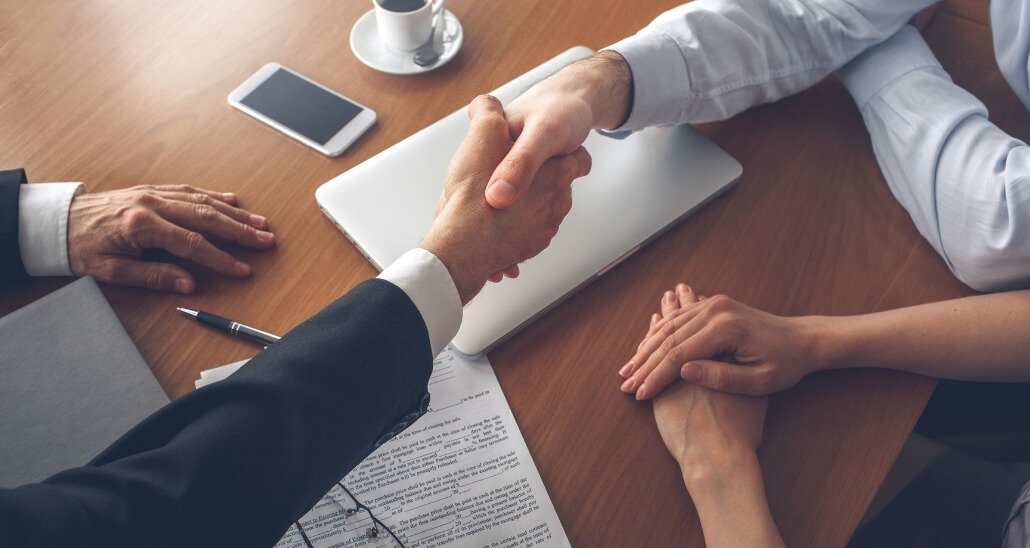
[136,217,252,278]
[453,95,512,177]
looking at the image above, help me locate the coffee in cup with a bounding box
[379,0,426,12]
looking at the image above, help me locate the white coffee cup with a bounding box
[372,0,444,53]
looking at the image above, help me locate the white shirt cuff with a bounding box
[837,26,944,111]
[377,248,462,357]
[18,182,85,277]
[607,29,692,131]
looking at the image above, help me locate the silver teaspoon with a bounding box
[413,1,447,67]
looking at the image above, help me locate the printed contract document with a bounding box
[200,347,569,547]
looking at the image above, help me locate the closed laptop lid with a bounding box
[316,46,742,355]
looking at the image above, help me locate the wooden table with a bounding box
[3,0,1025,546]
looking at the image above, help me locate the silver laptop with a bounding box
[316,46,742,355]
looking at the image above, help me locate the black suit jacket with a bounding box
[0,168,29,282]
[0,278,435,547]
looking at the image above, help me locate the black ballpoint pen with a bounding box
[176,308,281,347]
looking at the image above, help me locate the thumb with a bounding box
[682,360,775,396]
[485,123,558,209]
[93,257,196,294]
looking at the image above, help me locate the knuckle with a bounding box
[575,147,592,175]
[707,294,735,313]
[193,204,220,223]
[665,344,687,366]
[557,193,573,219]
[706,367,727,390]
[657,336,676,357]
[475,94,502,108]
[144,269,167,290]
[95,261,121,283]
[123,208,153,231]
[658,321,679,339]
[558,155,581,182]
[709,314,741,336]
[181,230,207,252]
[130,191,159,208]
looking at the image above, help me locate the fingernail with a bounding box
[174,278,191,294]
[677,284,688,295]
[664,291,675,303]
[635,385,647,400]
[223,192,237,202]
[487,180,516,206]
[234,261,251,276]
[621,378,635,392]
[683,363,703,382]
[619,361,634,377]
[257,230,274,244]
[250,214,267,226]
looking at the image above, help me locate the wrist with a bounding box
[559,51,633,130]
[800,315,855,373]
[418,231,487,306]
[679,441,758,494]
[681,448,785,548]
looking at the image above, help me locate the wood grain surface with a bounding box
[2,0,1026,545]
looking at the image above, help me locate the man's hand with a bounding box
[484,51,631,209]
[619,284,821,399]
[420,94,591,304]
[67,185,275,294]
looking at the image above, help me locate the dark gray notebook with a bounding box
[0,277,170,487]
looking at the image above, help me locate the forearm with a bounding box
[809,290,1030,381]
[682,448,784,548]
[529,50,633,131]
[838,26,1030,291]
[0,280,434,547]
[608,0,933,129]
[990,0,1030,110]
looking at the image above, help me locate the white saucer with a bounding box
[350,9,463,75]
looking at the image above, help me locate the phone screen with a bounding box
[239,68,364,146]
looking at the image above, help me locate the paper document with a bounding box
[198,347,569,548]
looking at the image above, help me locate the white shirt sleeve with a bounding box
[606,0,936,129]
[837,26,1030,292]
[18,182,85,277]
[990,0,1030,110]
[377,248,463,357]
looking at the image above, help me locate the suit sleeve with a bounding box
[0,278,435,548]
[0,169,29,282]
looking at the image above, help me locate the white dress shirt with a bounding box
[18,182,83,277]
[377,248,463,357]
[608,0,1030,291]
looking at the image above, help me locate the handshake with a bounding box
[61,52,625,298]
